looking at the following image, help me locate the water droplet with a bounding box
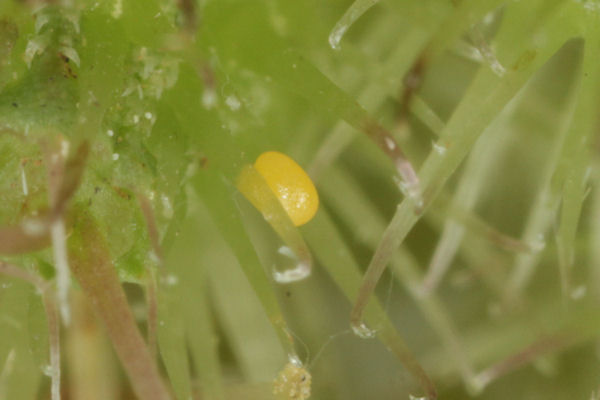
[22,219,46,236]
[351,322,376,339]
[42,364,54,377]
[21,166,28,197]
[149,250,161,264]
[328,25,347,50]
[161,194,174,219]
[60,140,70,158]
[432,141,447,155]
[225,95,241,111]
[165,274,179,286]
[531,233,546,252]
[202,90,217,109]
[396,179,423,210]
[288,354,302,367]
[273,260,310,283]
[570,285,587,300]
[278,246,295,258]
[384,137,396,150]
[112,0,123,18]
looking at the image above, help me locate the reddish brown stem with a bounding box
[137,193,163,263]
[474,334,572,389]
[68,212,171,400]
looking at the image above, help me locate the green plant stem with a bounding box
[304,213,438,399]
[351,8,573,331]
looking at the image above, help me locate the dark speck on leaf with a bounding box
[11,102,17,107]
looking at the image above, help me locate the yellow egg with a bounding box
[249,151,319,226]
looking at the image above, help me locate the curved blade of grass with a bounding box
[319,165,600,393]
[424,201,511,298]
[157,291,191,399]
[553,18,600,298]
[323,164,585,392]
[204,213,286,382]
[157,281,192,400]
[350,5,574,330]
[328,0,380,50]
[192,171,297,358]
[319,166,477,390]
[420,0,505,63]
[504,45,583,301]
[421,112,514,295]
[313,0,506,182]
[432,192,539,254]
[309,25,439,178]
[171,215,225,400]
[164,206,229,400]
[153,187,192,400]
[311,0,507,178]
[162,61,311,347]
[394,0,506,117]
[420,295,600,385]
[303,211,438,399]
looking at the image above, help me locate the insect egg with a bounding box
[240,151,319,226]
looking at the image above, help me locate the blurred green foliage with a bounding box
[1,0,600,399]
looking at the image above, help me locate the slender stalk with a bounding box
[351,14,572,330]
[554,27,600,298]
[471,334,572,391]
[146,271,159,362]
[0,262,60,400]
[421,111,512,295]
[328,0,380,50]
[137,193,162,361]
[68,211,171,400]
[304,213,438,399]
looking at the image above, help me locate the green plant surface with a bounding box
[2,0,600,399]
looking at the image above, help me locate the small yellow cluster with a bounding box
[272,360,312,400]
